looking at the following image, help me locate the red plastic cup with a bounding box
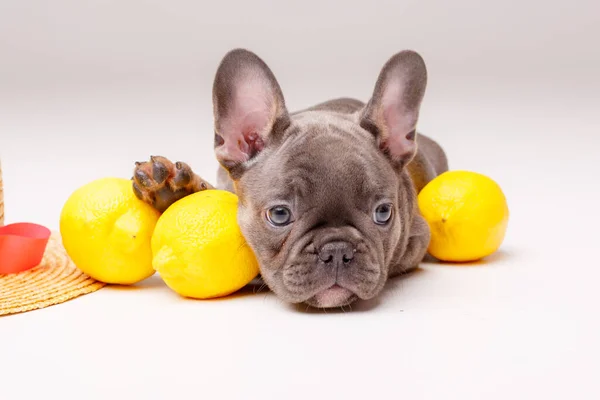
[0,223,51,274]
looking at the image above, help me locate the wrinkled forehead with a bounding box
[252,113,398,204]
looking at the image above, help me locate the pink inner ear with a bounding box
[216,77,273,164]
[380,76,417,161]
[382,105,416,160]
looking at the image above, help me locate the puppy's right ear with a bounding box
[212,49,289,177]
[360,50,428,168]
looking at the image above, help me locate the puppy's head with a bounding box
[212,49,427,308]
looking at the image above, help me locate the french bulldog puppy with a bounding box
[132,49,448,308]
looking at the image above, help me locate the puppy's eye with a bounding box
[373,203,393,225]
[266,206,293,226]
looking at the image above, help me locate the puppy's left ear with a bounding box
[212,49,290,178]
[360,50,427,167]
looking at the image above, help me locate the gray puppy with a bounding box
[132,49,448,308]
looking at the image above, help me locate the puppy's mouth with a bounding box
[306,284,358,309]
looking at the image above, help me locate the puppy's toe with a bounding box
[133,163,154,188]
[132,181,152,203]
[172,161,193,187]
[151,156,171,185]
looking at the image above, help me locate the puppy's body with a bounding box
[133,50,448,308]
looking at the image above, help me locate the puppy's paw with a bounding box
[132,155,212,213]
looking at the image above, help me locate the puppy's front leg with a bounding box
[389,214,431,277]
[132,156,213,213]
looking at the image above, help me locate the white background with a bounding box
[1,1,599,399]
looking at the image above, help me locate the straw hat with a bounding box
[0,162,106,316]
[0,162,4,227]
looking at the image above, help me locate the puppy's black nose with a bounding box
[318,241,355,266]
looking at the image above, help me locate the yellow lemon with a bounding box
[418,171,509,262]
[60,177,160,284]
[151,190,259,299]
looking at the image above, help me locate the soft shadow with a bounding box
[200,277,271,302]
[288,301,373,314]
[105,275,270,301]
[423,249,511,267]
[288,291,386,314]
[381,267,426,292]
[106,274,166,291]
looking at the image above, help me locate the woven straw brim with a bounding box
[0,161,4,226]
[0,232,105,316]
